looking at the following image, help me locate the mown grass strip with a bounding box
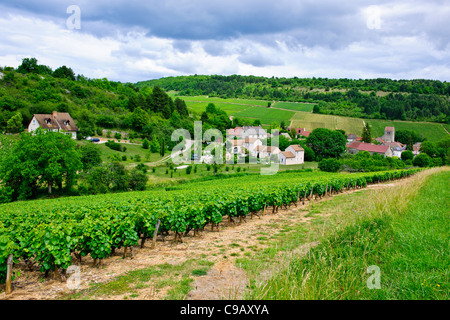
[244,168,449,300]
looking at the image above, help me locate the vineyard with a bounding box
[0,169,420,286]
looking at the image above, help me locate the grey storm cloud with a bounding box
[0,0,384,44]
[2,0,449,50]
[1,0,450,81]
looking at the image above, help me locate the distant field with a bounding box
[232,106,295,125]
[174,94,449,141]
[290,112,448,141]
[291,112,364,134]
[177,95,269,107]
[178,95,294,124]
[184,101,252,114]
[272,102,315,112]
[367,119,449,142]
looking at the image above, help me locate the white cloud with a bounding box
[1,1,450,82]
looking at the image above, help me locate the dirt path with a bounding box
[0,178,406,301]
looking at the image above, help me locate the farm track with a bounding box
[0,175,413,301]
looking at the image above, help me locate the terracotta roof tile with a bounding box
[281,151,295,158]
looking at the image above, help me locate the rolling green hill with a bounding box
[137,74,450,124]
[162,94,449,141]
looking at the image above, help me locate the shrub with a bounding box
[142,138,149,150]
[128,169,148,191]
[135,163,148,173]
[318,158,342,172]
[430,157,443,167]
[105,140,123,152]
[413,153,431,167]
[401,150,414,161]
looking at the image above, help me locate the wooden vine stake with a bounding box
[6,254,13,294]
[151,219,161,249]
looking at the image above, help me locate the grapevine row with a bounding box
[0,168,420,282]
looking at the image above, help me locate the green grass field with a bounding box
[232,106,295,125]
[272,102,315,112]
[178,95,269,107]
[184,101,253,114]
[291,112,365,134]
[143,161,319,189]
[242,167,449,300]
[367,119,449,142]
[177,95,294,125]
[290,112,448,141]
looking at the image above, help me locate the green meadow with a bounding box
[241,168,450,300]
[272,101,315,112]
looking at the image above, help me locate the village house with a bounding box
[383,141,406,158]
[254,145,281,159]
[270,131,293,141]
[288,127,311,138]
[347,134,358,143]
[228,139,245,155]
[227,126,267,139]
[243,137,263,157]
[347,141,393,157]
[279,151,296,165]
[28,111,78,139]
[280,144,305,165]
[285,144,305,164]
[413,142,422,156]
[374,126,410,158]
[227,127,244,138]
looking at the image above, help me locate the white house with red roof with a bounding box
[28,111,78,139]
[243,137,263,157]
[347,141,393,157]
[254,145,280,159]
[285,144,305,164]
[279,151,297,165]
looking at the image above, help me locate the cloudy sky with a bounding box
[1,0,449,83]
